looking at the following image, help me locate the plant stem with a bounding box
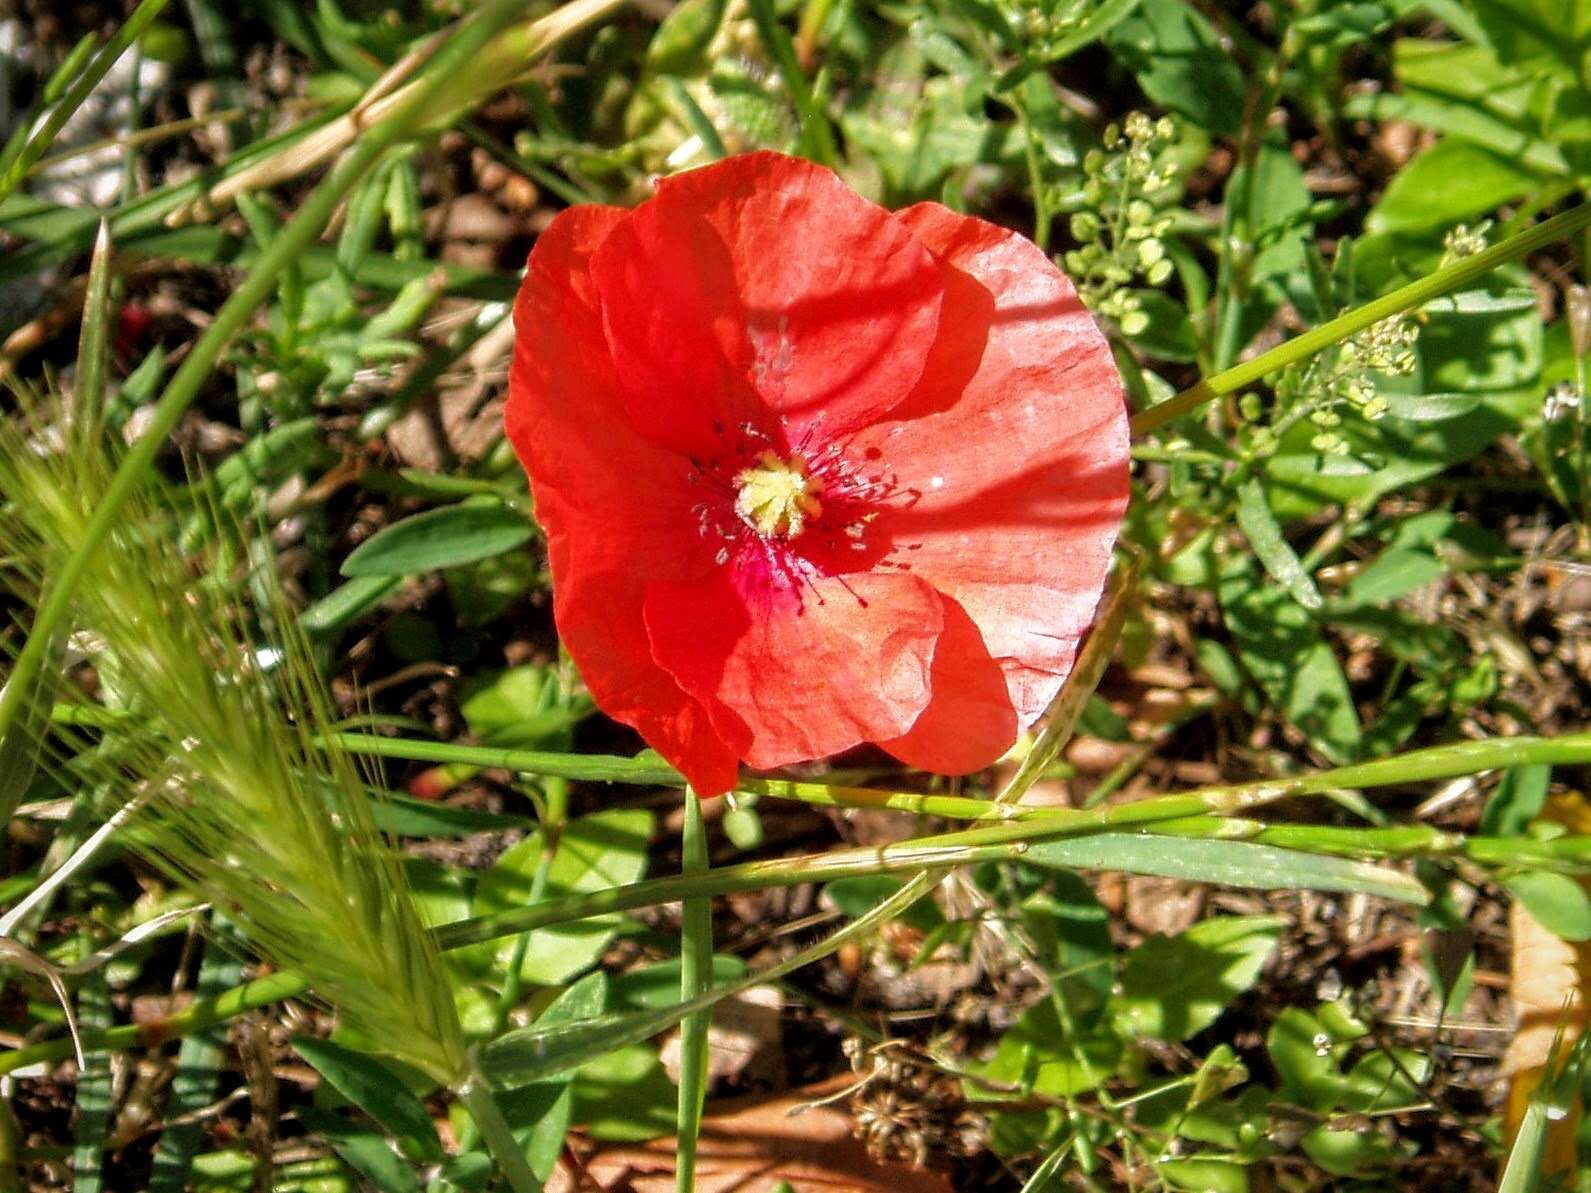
[0,0,552,750]
[0,0,172,202]
[457,1068,541,1193]
[1132,198,1591,437]
[676,790,712,1193]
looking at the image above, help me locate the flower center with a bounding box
[733,451,822,539]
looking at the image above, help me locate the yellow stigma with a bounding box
[734,451,822,539]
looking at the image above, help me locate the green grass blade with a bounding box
[1026,834,1430,904]
[148,928,246,1193]
[0,0,552,751]
[69,975,113,1193]
[675,790,712,1193]
[74,221,114,446]
[0,0,173,203]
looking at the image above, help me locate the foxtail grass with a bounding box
[0,395,466,1087]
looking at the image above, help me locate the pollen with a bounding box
[733,450,822,539]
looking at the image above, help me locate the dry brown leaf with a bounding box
[546,1077,957,1193]
[1502,793,1591,1177]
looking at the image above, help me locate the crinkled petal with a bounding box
[878,595,1018,773]
[506,204,742,792]
[589,152,945,457]
[852,204,1129,734]
[642,570,944,772]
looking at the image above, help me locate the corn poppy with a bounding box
[506,151,1128,795]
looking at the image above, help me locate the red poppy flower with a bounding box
[506,152,1128,796]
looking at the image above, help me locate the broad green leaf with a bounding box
[1303,1125,1399,1177]
[1232,139,1314,281]
[291,1038,442,1162]
[1344,1048,1430,1112]
[572,1043,679,1141]
[1380,391,1484,422]
[494,1081,575,1181]
[1104,0,1244,135]
[340,501,533,578]
[1111,915,1284,1041]
[1219,560,1362,765]
[1027,834,1427,904]
[1268,1006,1351,1109]
[1366,140,1539,236]
[1505,870,1591,941]
[540,971,610,1027]
[1470,0,1591,69]
[969,997,1122,1099]
[472,808,654,985]
[1235,480,1323,611]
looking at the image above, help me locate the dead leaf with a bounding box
[546,1077,957,1193]
[1502,793,1591,1178]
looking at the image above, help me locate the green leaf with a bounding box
[825,876,944,933]
[1480,764,1553,836]
[571,1043,679,1141]
[1159,1158,1250,1193]
[1344,547,1447,606]
[301,574,403,636]
[298,1108,419,1193]
[1027,834,1427,904]
[1219,560,1362,764]
[340,502,533,578]
[1019,873,1114,1016]
[149,929,246,1192]
[1470,0,1591,69]
[608,957,746,1010]
[291,1038,443,1162]
[1111,915,1284,1041]
[1104,0,1244,135]
[472,809,654,984]
[1235,480,1323,611]
[1504,870,1591,941]
[970,997,1122,1099]
[70,977,113,1193]
[369,794,528,838]
[1366,140,1540,237]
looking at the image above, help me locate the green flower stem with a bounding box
[676,790,712,1193]
[456,1067,541,1193]
[1130,198,1591,438]
[17,812,1591,1077]
[324,728,1591,824]
[0,0,552,751]
[12,730,1588,1075]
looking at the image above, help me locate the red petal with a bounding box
[589,152,945,457]
[642,570,944,771]
[878,595,1018,774]
[506,205,742,793]
[853,205,1129,734]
